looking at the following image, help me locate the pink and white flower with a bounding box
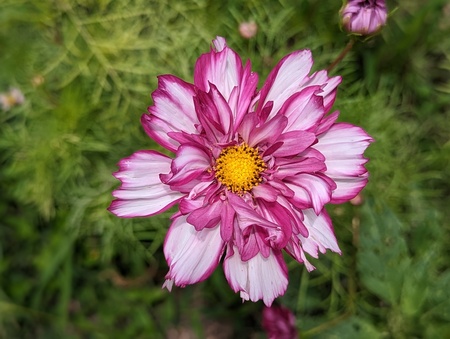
[0,87,25,111]
[109,37,373,306]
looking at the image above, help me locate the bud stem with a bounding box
[327,39,355,72]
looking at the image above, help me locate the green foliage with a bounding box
[1,0,449,337]
[357,200,447,337]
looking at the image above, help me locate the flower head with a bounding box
[262,305,298,339]
[341,0,387,35]
[0,87,25,111]
[109,37,373,306]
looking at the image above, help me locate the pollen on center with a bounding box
[214,143,267,193]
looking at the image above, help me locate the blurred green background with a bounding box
[1,0,449,337]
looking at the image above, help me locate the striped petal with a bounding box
[278,86,325,133]
[142,75,198,152]
[163,214,225,288]
[300,70,342,112]
[194,37,244,103]
[257,50,313,120]
[109,151,182,218]
[299,208,341,257]
[223,245,288,306]
[161,144,211,192]
[314,123,373,203]
[285,173,336,214]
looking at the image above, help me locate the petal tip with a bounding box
[162,278,174,291]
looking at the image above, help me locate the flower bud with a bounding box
[341,0,387,35]
[262,305,298,339]
[239,21,258,39]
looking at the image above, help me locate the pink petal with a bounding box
[179,196,204,215]
[194,85,233,143]
[257,50,313,120]
[300,70,342,112]
[275,156,326,179]
[237,112,259,144]
[252,184,279,202]
[194,37,244,103]
[284,240,316,272]
[143,75,198,152]
[314,123,373,203]
[328,174,369,204]
[109,151,183,218]
[269,130,316,157]
[247,115,288,147]
[223,245,288,306]
[212,36,227,51]
[187,180,216,200]
[256,200,293,249]
[265,179,295,199]
[163,215,225,288]
[207,38,259,130]
[240,226,262,261]
[220,200,236,242]
[273,195,308,237]
[316,110,340,135]
[161,144,211,190]
[285,173,335,214]
[228,193,289,250]
[228,60,259,130]
[187,199,222,231]
[278,86,325,133]
[228,193,280,231]
[209,84,234,137]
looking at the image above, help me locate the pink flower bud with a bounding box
[262,305,298,339]
[341,0,387,35]
[239,21,258,39]
[350,193,364,205]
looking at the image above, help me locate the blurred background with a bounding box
[1,0,449,337]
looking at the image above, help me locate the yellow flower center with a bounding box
[215,143,267,193]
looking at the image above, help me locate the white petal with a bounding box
[279,87,325,133]
[144,75,198,152]
[109,151,183,217]
[300,209,341,257]
[300,70,342,112]
[171,144,210,175]
[258,50,313,119]
[194,38,243,102]
[212,36,227,51]
[314,123,373,203]
[285,174,334,214]
[164,215,225,287]
[223,246,288,306]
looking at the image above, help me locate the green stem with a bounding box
[327,39,355,72]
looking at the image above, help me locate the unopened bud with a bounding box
[341,0,387,35]
[239,21,258,39]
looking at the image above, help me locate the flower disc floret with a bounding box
[215,143,266,193]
